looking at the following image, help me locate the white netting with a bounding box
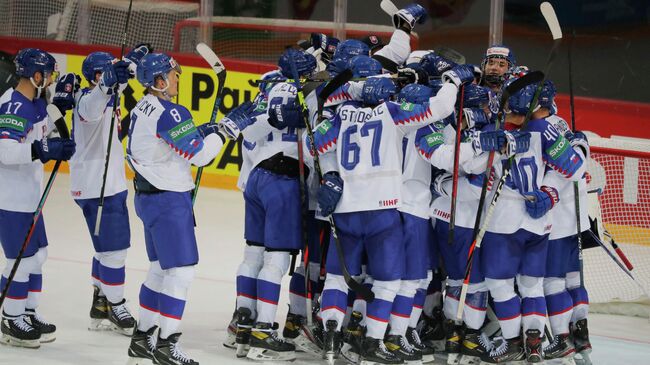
[3,0,198,52]
[584,133,650,318]
[174,16,418,64]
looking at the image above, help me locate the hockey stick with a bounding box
[456,2,562,320]
[602,231,634,271]
[94,0,133,236]
[291,67,375,302]
[448,86,465,245]
[192,42,227,206]
[568,27,586,287]
[380,0,398,16]
[0,106,70,307]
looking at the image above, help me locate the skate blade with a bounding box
[574,351,592,365]
[88,318,112,331]
[405,360,423,365]
[126,356,154,365]
[325,352,337,365]
[447,353,461,365]
[341,344,360,365]
[223,332,236,349]
[109,323,135,337]
[246,346,296,361]
[39,332,56,343]
[459,355,480,365]
[236,343,250,358]
[292,333,322,356]
[0,334,41,349]
[421,353,435,363]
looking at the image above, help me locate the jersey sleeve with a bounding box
[372,29,411,66]
[156,105,210,162]
[386,83,457,134]
[414,123,488,174]
[535,120,584,180]
[324,82,364,107]
[310,114,342,156]
[76,87,112,124]
[0,97,37,165]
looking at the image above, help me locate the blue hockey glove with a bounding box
[471,130,506,155]
[420,53,456,77]
[31,137,76,163]
[268,99,305,130]
[430,167,452,198]
[219,101,255,140]
[197,122,220,138]
[504,130,531,157]
[524,186,559,219]
[361,77,397,105]
[393,3,428,31]
[398,67,429,85]
[568,130,589,157]
[462,108,489,130]
[52,72,80,113]
[311,33,340,55]
[441,64,475,88]
[125,43,153,77]
[100,60,130,89]
[318,172,343,216]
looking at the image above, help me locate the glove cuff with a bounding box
[540,185,560,207]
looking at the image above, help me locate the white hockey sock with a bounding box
[236,245,264,317]
[159,266,195,339]
[288,265,307,317]
[463,282,488,330]
[256,251,290,324]
[485,278,521,340]
[1,256,36,317]
[544,277,573,335]
[97,249,127,304]
[26,247,47,310]
[566,271,589,322]
[443,279,462,321]
[389,279,418,336]
[321,274,348,331]
[518,275,546,334]
[366,280,400,340]
[138,261,164,332]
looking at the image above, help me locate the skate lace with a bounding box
[378,340,393,355]
[489,338,509,357]
[14,316,36,332]
[29,312,51,326]
[112,303,133,321]
[399,336,416,352]
[544,335,561,352]
[171,341,193,362]
[147,334,157,352]
[479,332,494,351]
[409,329,424,346]
[270,330,288,344]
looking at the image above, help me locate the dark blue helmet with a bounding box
[482,44,516,69]
[82,52,115,83]
[348,55,382,78]
[333,39,370,62]
[420,52,456,77]
[326,58,348,78]
[539,80,556,110]
[396,83,433,104]
[136,53,181,89]
[278,48,317,79]
[14,48,56,79]
[462,84,491,109]
[505,79,536,115]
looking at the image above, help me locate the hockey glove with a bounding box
[318,172,343,217]
[398,67,429,85]
[524,186,559,219]
[430,167,452,198]
[197,122,220,138]
[462,108,489,130]
[470,130,506,156]
[504,130,531,158]
[268,99,305,130]
[125,43,153,77]
[31,137,76,163]
[393,3,428,32]
[219,101,255,140]
[310,33,340,56]
[100,60,130,90]
[441,64,475,88]
[569,130,589,159]
[420,53,456,77]
[361,77,397,105]
[52,72,81,114]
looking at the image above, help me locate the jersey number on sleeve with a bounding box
[341,120,383,170]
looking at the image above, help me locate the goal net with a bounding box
[585,134,650,318]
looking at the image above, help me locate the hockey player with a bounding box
[125,52,227,365]
[66,45,149,336]
[534,80,592,364]
[478,80,586,364]
[0,48,75,348]
[479,45,516,92]
[313,62,474,364]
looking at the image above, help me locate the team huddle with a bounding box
[0,3,592,365]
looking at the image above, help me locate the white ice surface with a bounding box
[1,173,649,364]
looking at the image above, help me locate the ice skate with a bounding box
[341,311,365,365]
[108,299,136,336]
[479,335,525,365]
[235,307,254,358]
[0,313,41,349]
[89,285,111,331]
[246,322,296,361]
[406,327,435,363]
[127,325,158,365]
[524,329,543,363]
[360,337,403,365]
[322,320,342,365]
[459,329,492,365]
[444,319,463,365]
[223,310,237,349]
[571,319,592,365]
[418,307,445,351]
[24,308,56,343]
[152,332,198,365]
[384,334,422,365]
[282,310,303,341]
[544,333,576,365]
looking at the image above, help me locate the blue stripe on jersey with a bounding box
[528,119,584,178]
[386,100,434,126]
[311,114,342,155]
[155,103,205,160]
[414,124,444,159]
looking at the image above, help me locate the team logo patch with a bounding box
[169,119,197,141]
[400,102,415,111]
[425,132,444,147]
[317,120,332,134]
[0,115,26,132]
[255,100,268,112]
[546,135,569,159]
[369,35,379,44]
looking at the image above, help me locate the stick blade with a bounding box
[318,69,353,100]
[46,104,70,139]
[540,2,562,40]
[502,70,544,102]
[380,0,399,16]
[434,46,466,65]
[196,42,225,74]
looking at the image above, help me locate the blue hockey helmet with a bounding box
[278,48,317,79]
[539,80,556,110]
[396,83,433,104]
[333,39,370,62]
[82,52,115,83]
[482,44,516,69]
[462,84,491,109]
[136,53,181,89]
[326,57,348,78]
[420,52,456,77]
[361,77,397,106]
[14,48,56,79]
[348,55,382,78]
[505,79,537,115]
